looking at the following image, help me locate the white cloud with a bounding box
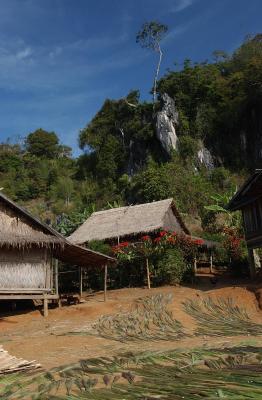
[49,46,63,59]
[171,0,194,13]
[163,20,193,44]
[16,47,32,60]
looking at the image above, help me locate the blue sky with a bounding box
[0,0,261,156]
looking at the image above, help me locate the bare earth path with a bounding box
[0,283,262,370]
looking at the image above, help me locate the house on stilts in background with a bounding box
[0,192,115,316]
[69,198,216,273]
[69,199,191,244]
[227,169,262,278]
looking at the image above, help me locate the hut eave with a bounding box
[0,235,65,249]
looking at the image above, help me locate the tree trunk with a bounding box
[153,46,163,105]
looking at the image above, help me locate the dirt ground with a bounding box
[0,280,262,370]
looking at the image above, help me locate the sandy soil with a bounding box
[0,281,262,370]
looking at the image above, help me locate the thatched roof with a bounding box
[69,198,190,244]
[227,169,262,211]
[0,192,115,267]
[0,192,65,248]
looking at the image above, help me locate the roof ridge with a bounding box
[91,198,173,216]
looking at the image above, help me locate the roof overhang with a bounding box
[227,170,262,211]
[54,241,116,268]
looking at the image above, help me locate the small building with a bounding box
[0,192,115,315]
[227,170,262,278]
[69,198,190,245]
[69,198,216,275]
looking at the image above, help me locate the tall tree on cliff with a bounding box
[136,21,168,105]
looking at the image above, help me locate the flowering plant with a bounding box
[112,241,136,261]
[112,230,204,261]
[222,226,245,259]
[112,230,205,288]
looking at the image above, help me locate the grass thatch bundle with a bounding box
[183,297,262,337]
[63,293,186,342]
[1,345,262,399]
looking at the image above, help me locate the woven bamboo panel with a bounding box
[0,263,47,288]
[0,346,41,374]
[0,248,51,289]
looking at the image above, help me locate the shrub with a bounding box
[153,248,190,285]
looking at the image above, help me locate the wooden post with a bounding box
[43,293,48,317]
[194,257,197,275]
[55,259,59,296]
[210,253,213,274]
[146,258,151,289]
[104,264,108,302]
[248,248,257,279]
[79,266,83,298]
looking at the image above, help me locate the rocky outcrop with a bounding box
[197,146,215,170]
[156,93,179,154]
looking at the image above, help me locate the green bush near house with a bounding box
[153,248,192,285]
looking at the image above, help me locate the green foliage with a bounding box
[131,155,216,216]
[178,136,199,160]
[136,21,168,51]
[26,129,67,159]
[78,93,158,187]
[56,207,94,236]
[154,247,190,285]
[87,240,112,255]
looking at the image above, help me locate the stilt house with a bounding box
[69,198,216,277]
[0,192,115,314]
[227,169,262,278]
[69,199,190,244]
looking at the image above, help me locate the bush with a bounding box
[153,248,191,285]
[88,240,112,255]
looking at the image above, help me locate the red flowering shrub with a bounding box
[119,241,129,247]
[141,235,151,241]
[111,229,207,287]
[112,230,205,262]
[222,227,245,259]
[193,239,204,246]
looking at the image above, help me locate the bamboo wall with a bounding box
[0,248,51,290]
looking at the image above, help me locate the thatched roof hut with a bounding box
[0,192,114,267]
[227,169,262,278]
[0,192,115,315]
[69,198,190,244]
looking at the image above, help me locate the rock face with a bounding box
[156,93,179,154]
[197,146,215,170]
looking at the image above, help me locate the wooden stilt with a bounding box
[146,258,151,289]
[43,294,48,317]
[194,257,197,275]
[248,248,257,279]
[104,264,108,302]
[79,266,83,298]
[55,259,59,296]
[210,253,213,274]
